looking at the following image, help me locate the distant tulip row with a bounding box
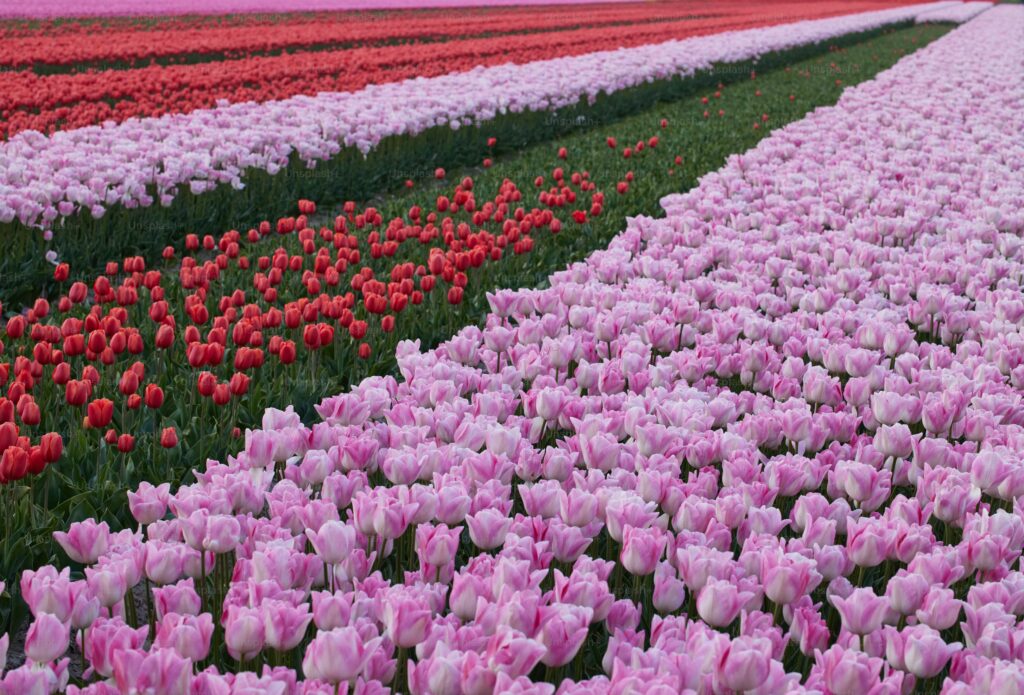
[915,1,991,23]
[1,6,1020,693]
[0,3,949,237]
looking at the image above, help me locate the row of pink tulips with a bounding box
[3,5,1023,694]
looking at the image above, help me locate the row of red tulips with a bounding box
[0,0,911,137]
[0,0,717,69]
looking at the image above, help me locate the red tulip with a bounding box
[117,433,135,453]
[229,372,250,396]
[340,318,365,342]
[104,428,118,445]
[144,384,164,409]
[358,343,371,359]
[52,362,71,386]
[447,287,464,305]
[54,263,70,282]
[86,399,114,429]
[65,379,91,407]
[155,324,174,349]
[40,432,63,463]
[63,334,85,357]
[127,394,142,410]
[19,400,40,427]
[119,370,140,396]
[318,324,334,346]
[0,446,28,483]
[279,340,297,365]
[87,330,106,354]
[82,365,100,385]
[197,372,216,398]
[69,282,88,304]
[6,316,25,340]
[212,383,230,406]
[0,422,17,450]
[302,324,321,350]
[160,427,178,448]
[27,446,47,475]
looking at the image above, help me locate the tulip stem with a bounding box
[145,579,155,636]
[395,646,409,693]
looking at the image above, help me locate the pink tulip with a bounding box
[53,519,110,565]
[152,578,202,620]
[224,605,265,661]
[620,525,666,576]
[153,612,214,662]
[83,616,149,679]
[25,613,69,664]
[716,635,773,692]
[383,593,433,648]
[112,647,192,695]
[127,482,171,526]
[305,520,356,566]
[302,626,382,684]
[263,600,313,651]
[697,579,756,628]
[831,587,889,636]
[537,605,592,667]
[466,508,512,550]
[901,624,961,678]
[761,551,821,605]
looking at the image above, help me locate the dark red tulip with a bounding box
[145,384,164,409]
[197,371,216,398]
[117,433,135,453]
[86,398,114,429]
[40,432,63,463]
[160,427,178,448]
[0,446,28,482]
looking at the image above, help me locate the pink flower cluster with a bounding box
[0,4,949,236]
[4,5,1024,694]
[915,1,991,23]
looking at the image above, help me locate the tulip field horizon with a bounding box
[1,0,1023,693]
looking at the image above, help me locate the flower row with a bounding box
[0,3,949,237]
[2,5,1021,693]
[914,1,991,23]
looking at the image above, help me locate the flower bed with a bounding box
[0,22,947,624]
[3,4,1021,692]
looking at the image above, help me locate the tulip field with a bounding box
[1,0,1022,693]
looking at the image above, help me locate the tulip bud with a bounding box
[160,427,178,448]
